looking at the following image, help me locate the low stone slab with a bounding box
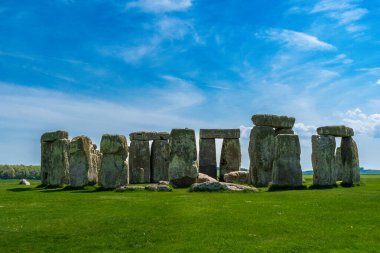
[116,186,145,192]
[196,173,218,183]
[41,130,69,142]
[317,126,354,137]
[199,129,240,139]
[129,132,170,141]
[251,114,295,129]
[190,182,258,192]
[145,184,172,192]
[224,171,249,184]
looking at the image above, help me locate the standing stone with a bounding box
[168,129,198,188]
[40,131,70,187]
[335,147,343,181]
[151,139,169,183]
[220,139,241,181]
[311,135,336,187]
[249,126,275,187]
[99,134,129,189]
[199,138,217,179]
[69,136,96,188]
[341,137,360,185]
[272,134,303,188]
[129,140,151,183]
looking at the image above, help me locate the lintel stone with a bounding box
[251,114,295,129]
[199,129,240,139]
[129,131,170,141]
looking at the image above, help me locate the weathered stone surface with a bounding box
[116,185,145,192]
[151,139,169,183]
[252,114,295,129]
[99,134,129,189]
[145,184,172,192]
[19,179,30,185]
[41,130,69,142]
[317,125,354,137]
[197,173,218,183]
[224,171,249,184]
[311,135,337,186]
[129,131,170,141]
[335,147,343,181]
[69,136,96,188]
[199,129,240,139]
[341,137,360,185]
[41,137,70,187]
[158,181,170,185]
[168,129,198,188]
[220,139,241,181]
[90,145,102,184]
[199,138,217,179]
[129,140,150,183]
[272,134,303,187]
[190,182,258,192]
[275,129,294,135]
[248,126,275,187]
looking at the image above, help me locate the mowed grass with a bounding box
[0,176,379,253]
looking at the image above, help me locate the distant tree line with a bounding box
[0,165,40,179]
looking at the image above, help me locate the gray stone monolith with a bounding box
[341,137,360,185]
[199,129,240,139]
[220,138,241,181]
[99,134,129,189]
[199,138,217,179]
[248,126,275,187]
[129,140,151,183]
[168,129,198,188]
[40,130,70,187]
[311,135,336,187]
[275,129,294,135]
[272,134,303,188]
[335,147,343,181]
[252,114,295,129]
[151,139,169,183]
[317,126,354,137]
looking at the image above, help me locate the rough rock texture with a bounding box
[199,129,240,139]
[248,126,275,187]
[168,129,198,188]
[335,147,343,181]
[341,137,360,185]
[69,136,97,188]
[129,140,151,183]
[252,114,295,129]
[145,184,172,192]
[158,181,170,185]
[275,129,294,135]
[311,135,337,186]
[90,144,102,183]
[199,138,217,179]
[116,185,145,192]
[190,181,258,192]
[317,125,354,137]
[151,139,169,183]
[19,179,30,185]
[99,134,129,189]
[224,171,249,184]
[272,134,303,187]
[41,130,69,142]
[41,132,70,187]
[129,132,170,141]
[197,173,218,183]
[220,139,241,181]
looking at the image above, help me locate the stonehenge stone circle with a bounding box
[220,138,241,181]
[129,140,150,183]
[168,129,198,188]
[99,134,129,189]
[317,126,354,137]
[151,139,169,183]
[335,147,343,181]
[130,131,170,141]
[199,129,240,139]
[41,130,70,187]
[311,135,337,186]
[249,126,275,187]
[68,136,97,188]
[251,114,295,129]
[341,137,360,185]
[272,134,303,187]
[199,138,217,179]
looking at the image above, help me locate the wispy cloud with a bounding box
[357,67,380,75]
[126,0,192,13]
[377,80,380,86]
[342,108,380,137]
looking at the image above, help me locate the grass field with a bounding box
[0,176,379,253]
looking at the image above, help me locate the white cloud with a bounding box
[126,0,192,13]
[263,29,336,51]
[377,79,380,86]
[357,67,380,75]
[342,108,380,137]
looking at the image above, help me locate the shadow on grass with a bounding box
[267,185,307,192]
[7,187,34,192]
[340,182,361,188]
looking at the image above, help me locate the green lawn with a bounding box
[0,176,379,253]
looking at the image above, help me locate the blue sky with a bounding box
[1,0,380,169]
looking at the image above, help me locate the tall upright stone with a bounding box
[129,140,151,183]
[99,134,129,189]
[341,137,360,185]
[199,138,217,179]
[168,129,198,188]
[248,126,275,187]
[151,139,169,183]
[272,134,303,188]
[40,130,70,187]
[335,147,343,181]
[69,136,97,188]
[311,135,336,187]
[220,138,241,181]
